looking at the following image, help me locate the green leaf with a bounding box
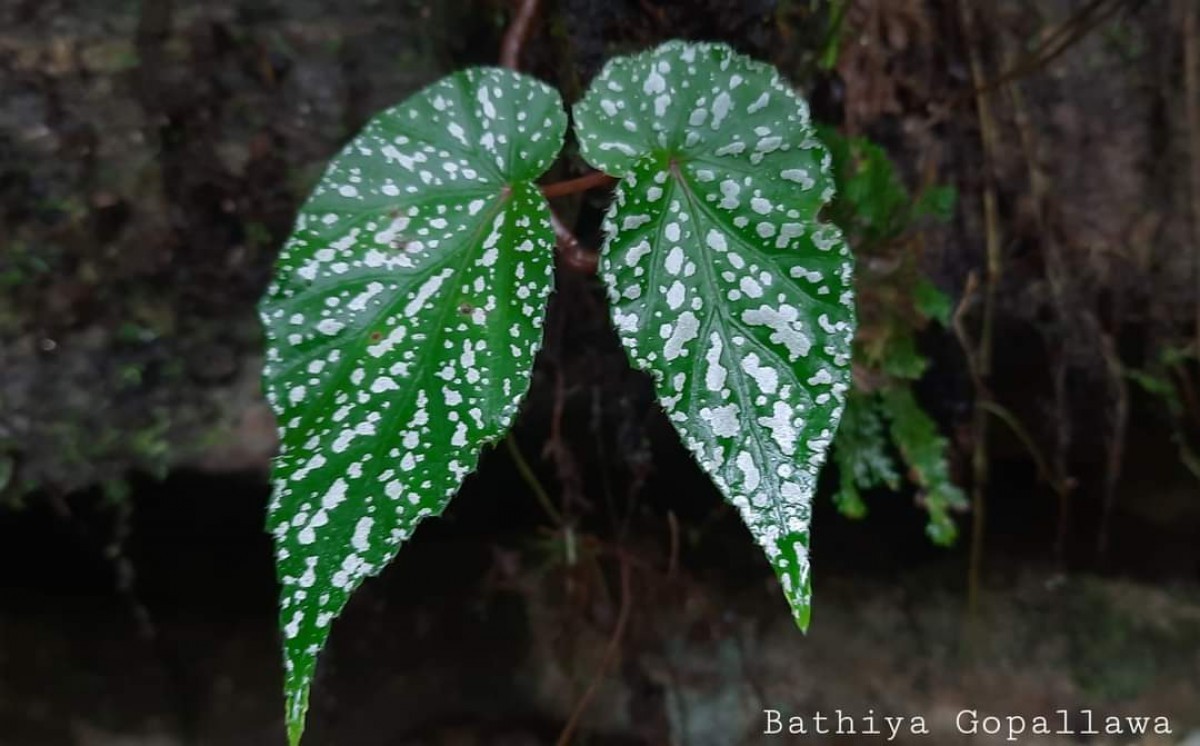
[913,185,957,223]
[832,469,866,519]
[817,125,909,245]
[1160,343,1197,368]
[879,386,966,545]
[574,41,854,629]
[832,391,900,518]
[1126,368,1180,410]
[817,0,850,71]
[259,67,565,745]
[913,276,953,326]
[879,329,929,380]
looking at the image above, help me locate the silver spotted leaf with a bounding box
[574,41,854,629]
[259,67,565,744]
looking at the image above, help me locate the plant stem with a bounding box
[500,0,539,70]
[1005,60,1076,564]
[958,0,1125,103]
[551,213,599,275]
[1096,333,1129,558]
[505,434,563,526]
[542,171,617,199]
[498,0,602,276]
[555,555,633,746]
[1184,0,1200,357]
[958,0,1001,633]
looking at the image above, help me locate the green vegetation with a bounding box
[260,42,854,743]
[820,126,967,544]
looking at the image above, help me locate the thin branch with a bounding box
[505,434,563,526]
[978,401,1069,499]
[666,510,680,580]
[1095,333,1129,558]
[500,0,539,70]
[957,0,1002,632]
[1005,60,1076,562]
[542,171,617,199]
[555,555,633,746]
[1184,0,1200,356]
[498,0,602,276]
[953,0,1128,105]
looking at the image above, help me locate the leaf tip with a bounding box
[287,720,305,746]
[785,590,812,632]
[285,685,311,746]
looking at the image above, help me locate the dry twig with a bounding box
[500,0,539,70]
[555,556,633,746]
[1004,69,1077,561]
[956,0,1001,627]
[1184,0,1200,355]
[957,0,1129,103]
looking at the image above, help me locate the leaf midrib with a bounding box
[667,163,795,541]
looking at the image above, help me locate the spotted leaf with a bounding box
[574,41,855,629]
[259,67,565,745]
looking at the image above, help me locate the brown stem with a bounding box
[958,0,1002,637]
[1184,0,1200,357]
[500,0,539,70]
[552,213,599,275]
[498,0,601,276]
[555,555,633,746]
[1005,57,1075,564]
[542,171,617,199]
[951,0,1126,106]
[1095,333,1129,559]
